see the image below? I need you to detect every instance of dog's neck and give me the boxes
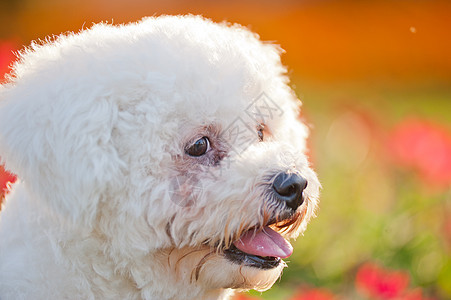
[59,227,237,299]
[0,183,235,299]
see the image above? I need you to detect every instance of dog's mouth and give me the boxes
[223,226,292,269]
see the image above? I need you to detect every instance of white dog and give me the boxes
[0,15,320,299]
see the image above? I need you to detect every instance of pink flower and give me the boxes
[389,119,451,190]
[355,262,410,299]
[0,165,16,201]
[0,40,17,82]
[0,40,19,202]
[0,166,17,204]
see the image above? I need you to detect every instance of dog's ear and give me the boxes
[0,80,124,225]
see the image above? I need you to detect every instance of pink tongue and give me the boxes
[233,226,293,258]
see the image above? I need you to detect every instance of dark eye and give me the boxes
[186,137,211,157]
[257,124,264,142]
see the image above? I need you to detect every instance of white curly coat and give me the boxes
[0,15,320,299]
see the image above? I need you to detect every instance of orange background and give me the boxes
[1,0,450,83]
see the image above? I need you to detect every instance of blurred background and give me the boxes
[1,0,450,299]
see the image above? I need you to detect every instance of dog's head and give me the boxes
[0,15,319,295]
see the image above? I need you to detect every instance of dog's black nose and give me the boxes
[272,172,307,211]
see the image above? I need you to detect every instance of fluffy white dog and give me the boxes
[0,15,320,299]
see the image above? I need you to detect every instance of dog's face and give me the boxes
[0,16,319,294]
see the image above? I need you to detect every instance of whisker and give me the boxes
[238,265,249,288]
[167,248,175,267]
[192,251,216,282]
[175,248,208,272]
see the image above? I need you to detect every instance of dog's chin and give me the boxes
[196,252,285,292]
[164,245,285,292]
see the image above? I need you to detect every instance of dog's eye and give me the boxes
[186,137,211,157]
[257,124,264,142]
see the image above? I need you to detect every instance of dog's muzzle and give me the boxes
[224,171,308,269]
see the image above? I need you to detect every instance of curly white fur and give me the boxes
[0,15,320,299]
